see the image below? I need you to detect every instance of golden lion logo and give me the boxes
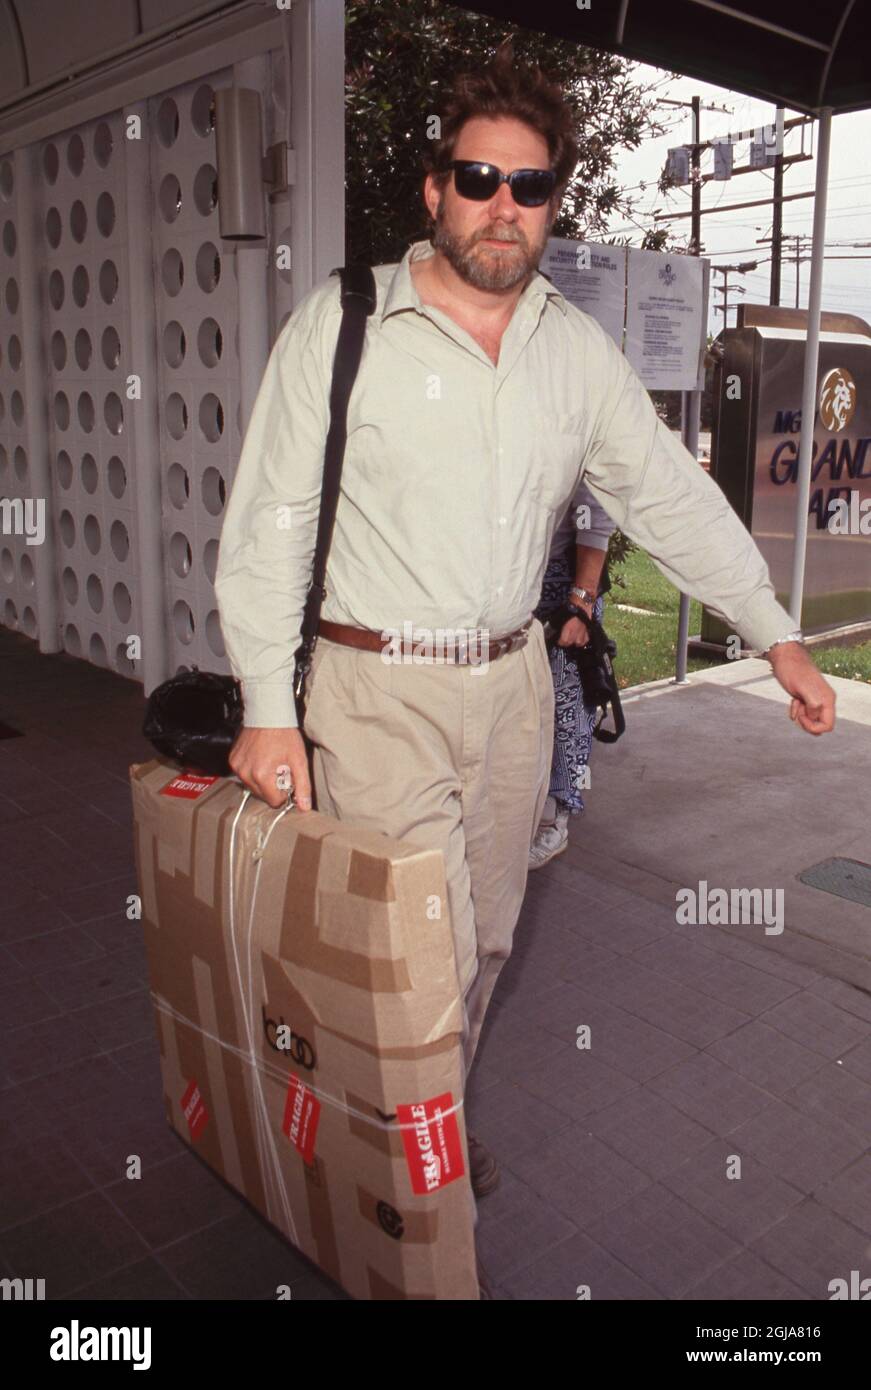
[819,367,857,433]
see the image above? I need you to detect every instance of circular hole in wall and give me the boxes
[195,241,220,292]
[158,173,182,222]
[70,199,87,242]
[157,97,180,148]
[81,453,98,493]
[193,164,218,216]
[173,599,195,645]
[167,463,190,508]
[201,466,226,515]
[103,392,123,435]
[198,393,223,443]
[113,581,132,622]
[197,317,222,366]
[74,327,92,370]
[101,325,121,369]
[83,514,101,555]
[64,623,81,655]
[109,519,129,562]
[163,321,186,368]
[99,258,118,304]
[107,455,126,498]
[96,191,115,237]
[62,567,78,604]
[169,531,192,577]
[72,264,89,306]
[161,247,184,296]
[86,573,103,612]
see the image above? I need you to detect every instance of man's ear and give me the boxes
[423,172,441,222]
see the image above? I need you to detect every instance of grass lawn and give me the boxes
[604,547,871,690]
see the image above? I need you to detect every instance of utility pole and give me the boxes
[713,261,757,327]
[770,104,784,305]
[690,95,701,256]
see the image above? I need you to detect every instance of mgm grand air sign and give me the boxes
[705,305,871,641]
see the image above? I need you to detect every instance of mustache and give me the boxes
[473,228,527,250]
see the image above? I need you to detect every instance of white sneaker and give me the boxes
[528,805,570,870]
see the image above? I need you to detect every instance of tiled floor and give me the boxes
[2,626,870,1300]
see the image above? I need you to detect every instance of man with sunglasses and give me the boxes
[216,46,835,1293]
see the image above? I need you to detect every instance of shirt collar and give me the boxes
[380,238,568,322]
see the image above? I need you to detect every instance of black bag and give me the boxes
[142,264,378,777]
[541,602,626,743]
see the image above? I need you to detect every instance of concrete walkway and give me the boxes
[1,631,869,1300]
[472,659,871,1298]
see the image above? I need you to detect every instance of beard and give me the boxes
[431,196,550,291]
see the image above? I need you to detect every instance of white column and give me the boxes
[17,144,61,653]
[233,54,272,432]
[289,0,345,303]
[788,107,833,625]
[125,98,169,694]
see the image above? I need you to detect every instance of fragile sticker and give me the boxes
[181,1079,208,1142]
[160,771,220,800]
[397,1092,465,1195]
[282,1075,320,1164]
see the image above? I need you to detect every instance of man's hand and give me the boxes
[767,642,836,735]
[558,603,594,648]
[228,727,313,810]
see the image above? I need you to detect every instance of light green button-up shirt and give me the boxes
[215,239,795,728]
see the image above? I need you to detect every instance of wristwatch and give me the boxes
[767,630,804,651]
[569,586,595,606]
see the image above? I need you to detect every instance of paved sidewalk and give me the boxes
[1,630,869,1300]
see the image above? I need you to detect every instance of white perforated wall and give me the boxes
[38,116,139,673]
[149,74,242,678]
[0,152,38,640]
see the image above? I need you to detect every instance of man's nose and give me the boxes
[488,180,518,219]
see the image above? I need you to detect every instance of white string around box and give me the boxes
[152,789,464,1239]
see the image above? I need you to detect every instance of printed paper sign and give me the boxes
[160,771,220,799]
[282,1075,321,1164]
[396,1092,465,1195]
[181,1079,209,1141]
[542,238,626,347]
[624,247,708,390]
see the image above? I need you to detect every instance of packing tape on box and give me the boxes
[152,786,464,1243]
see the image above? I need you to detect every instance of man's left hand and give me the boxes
[558,608,593,647]
[767,641,836,735]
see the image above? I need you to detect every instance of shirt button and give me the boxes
[497,446,505,456]
[498,516,507,526]
[496,585,503,596]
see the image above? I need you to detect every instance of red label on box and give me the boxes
[397,1092,465,1195]
[181,1079,208,1141]
[282,1075,320,1164]
[161,771,220,800]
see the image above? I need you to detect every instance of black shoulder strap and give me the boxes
[294,265,376,694]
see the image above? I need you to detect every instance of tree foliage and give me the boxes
[344,1,682,584]
[345,0,672,266]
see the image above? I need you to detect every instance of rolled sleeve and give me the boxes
[581,340,796,652]
[572,479,614,552]
[214,284,339,728]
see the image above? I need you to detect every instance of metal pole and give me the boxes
[787,107,833,626]
[795,236,801,308]
[771,104,784,306]
[675,97,702,684]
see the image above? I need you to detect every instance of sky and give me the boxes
[599,64,871,339]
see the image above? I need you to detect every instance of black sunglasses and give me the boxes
[447,160,557,208]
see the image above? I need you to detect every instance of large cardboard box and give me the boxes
[130,758,478,1300]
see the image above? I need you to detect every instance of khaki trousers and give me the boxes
[301,617,555,1086]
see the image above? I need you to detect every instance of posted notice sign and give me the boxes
[624,249,707,391]
[541,239,626,347]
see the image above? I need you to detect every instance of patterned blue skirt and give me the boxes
[532,547,605,815]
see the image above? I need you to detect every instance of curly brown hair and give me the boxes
[424,40,579,204]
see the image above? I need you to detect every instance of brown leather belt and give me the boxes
[317,618,533,663]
